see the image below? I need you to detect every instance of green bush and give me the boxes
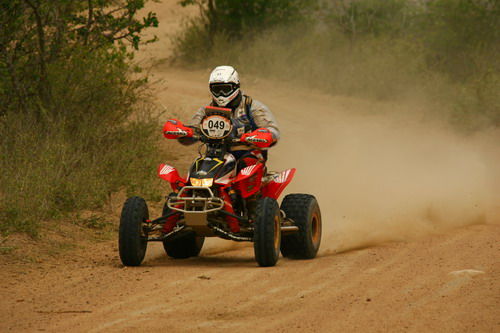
[0,0,161,235]
[327,0,412,38]
[420,0,499,81]
[173,0,312,63]
[0,106,160,235]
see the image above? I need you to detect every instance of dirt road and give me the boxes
[1,222,498,332]
[1,1,499,332]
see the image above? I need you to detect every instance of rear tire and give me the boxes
[119,196,149,266]
[163,233,204,259]
[280,194,322,259]
[254,197,281,267]
[162,200,204,259]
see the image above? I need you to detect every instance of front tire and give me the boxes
[280,194,322,259]
[119,196,149,266]
[162,200,204,259]
[254,197,281,267]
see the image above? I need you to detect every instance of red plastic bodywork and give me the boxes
[158,161,296,233]
[233,163,265,198]
[261,168,296,199]
[157,164,186,191]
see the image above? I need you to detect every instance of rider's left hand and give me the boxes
[241,128,274,148]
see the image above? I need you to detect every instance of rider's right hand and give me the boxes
[240,128,274,148]
[163,119,194,139]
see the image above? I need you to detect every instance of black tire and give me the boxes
[253,197,281,267]
[119,196,149,266]
[161,199,204,259]
[280,194,322,259]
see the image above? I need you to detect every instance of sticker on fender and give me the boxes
[160,165,174,175]
[274,169,291,183]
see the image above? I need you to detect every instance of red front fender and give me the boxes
[261,168,296,200]
[233,163,265,198]
[157,164,186,191]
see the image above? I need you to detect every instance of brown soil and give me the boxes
[1,222,498,332]
[1,1,499,332]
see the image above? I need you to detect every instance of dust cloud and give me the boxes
[154,68,500,255]
[266,90,500,253]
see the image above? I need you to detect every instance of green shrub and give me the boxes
[0,83,161,235]
[327,0,412,38]
[172,0,313,63]
[0,1,161,235]
[420,0,499,81]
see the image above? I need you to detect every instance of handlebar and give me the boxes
[167,120,270,149]
[189,133,253,147]
[180,124,265,149]
[231,138,245,144]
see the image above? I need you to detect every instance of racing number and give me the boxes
[208,120,225,130]
[202,115,231,138]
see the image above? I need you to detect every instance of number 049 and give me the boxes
[208,120,225,129]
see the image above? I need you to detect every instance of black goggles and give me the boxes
[210,83,239,97]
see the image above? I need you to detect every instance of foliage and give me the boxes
[179,0,310,38]
[418,0,499,80]
[421,0,499,128]
[173,0,500,130]
[173,0,312,62]
[0,0,160,235]
[327,0,412,39]
[0,0,158,117]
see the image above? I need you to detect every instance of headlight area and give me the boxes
[190,178,214,187]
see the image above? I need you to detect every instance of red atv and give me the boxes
[119,106,322,267]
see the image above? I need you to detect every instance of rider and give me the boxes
[164,65,280,163]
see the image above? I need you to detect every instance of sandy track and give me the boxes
[1,223,498,332]
[1,1,499,332]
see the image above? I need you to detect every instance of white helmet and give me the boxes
[209,65,240,107]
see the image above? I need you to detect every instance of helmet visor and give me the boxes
[210,83,238,97]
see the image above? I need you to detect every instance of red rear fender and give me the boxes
[261,168,296,200]
[157,164,186,191]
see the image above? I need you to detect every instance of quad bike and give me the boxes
[118,106,322,267]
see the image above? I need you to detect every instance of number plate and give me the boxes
[201,115,232,139]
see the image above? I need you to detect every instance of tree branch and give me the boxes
[24,0,51,106]
[84,0,94,45]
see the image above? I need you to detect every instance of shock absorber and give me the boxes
[221,186,240,233]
